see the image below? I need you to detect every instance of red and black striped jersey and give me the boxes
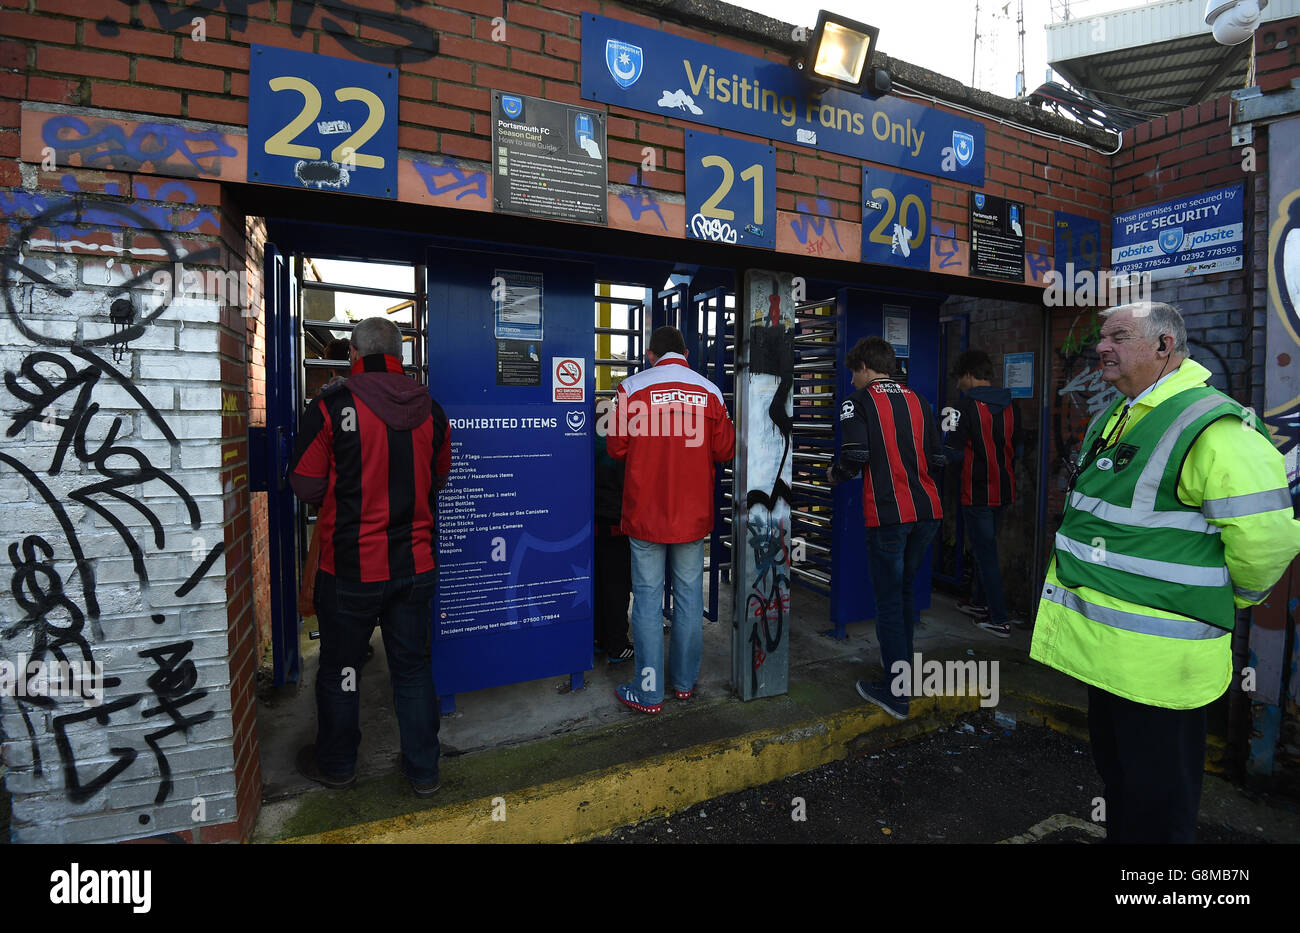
[946,394,1019,507]
[831,378,944,527]
[290,354,451,582]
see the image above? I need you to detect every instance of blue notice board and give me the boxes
[861,167,931,270]
[248,44,398,199]
[1054,211,1101,277]
[1112,184,1244,281]
[685,132,775,249]
[426,251,593,702]
[582,14,985,186]
[1004,351,1034,399]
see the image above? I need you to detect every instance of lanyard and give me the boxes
[1067,404,1130,494]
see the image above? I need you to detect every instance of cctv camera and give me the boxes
[1204,0,1269,46]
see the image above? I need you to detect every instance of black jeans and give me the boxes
[1088,685,1207,843]
[593,524,632,653]
[314,569,440,783]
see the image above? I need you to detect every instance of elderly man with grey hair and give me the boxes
[290,315,452,797]
[1031,300,1300,842]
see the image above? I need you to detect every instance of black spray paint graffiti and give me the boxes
[1,196,224,808]
[742,281,794,692]
[98,0,438,65]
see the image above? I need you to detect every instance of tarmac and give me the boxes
[251,581,1248,844]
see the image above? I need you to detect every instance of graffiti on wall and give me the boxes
[737,273,794,698]
[96,0,437,65]
[1,195,228,821]
[1265,126,1300,507]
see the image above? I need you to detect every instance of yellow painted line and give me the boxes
[998,813,1105,844]
[279,693,981,844]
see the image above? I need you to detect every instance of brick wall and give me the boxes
[0,163,240,841]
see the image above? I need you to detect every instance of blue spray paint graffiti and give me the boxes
[934,221,961,269]
[788,198,842,251]
[614,169,666,230]
[412,160,487,202]
[41,115,237,177]
[0,176,217,239]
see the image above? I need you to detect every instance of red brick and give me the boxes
[0,11,76,44]
[606,115,637,139]
[37,47,130,81]
[0,73,25,101]
[497,24,541,52]
[27,76,79,105]
[440,34,508,66]
[638,123,682,148]
[597,7,658,31]
[541,80,582,104]
[242,22,315,53]
[510,48,573,80]
[405,55,474,83]
[83,24,177,58]
[0,162,19,187]
[440,0,506,15]
[400,74,435,100]
[473,66,541,96]
[818,179,857,203]
[780,172,815,194]
[544,34,580,61]
[137,59,226,94]
[398,125,440,151]
[403,100,473,132]
[794,156,837,179]
[199,821,244,844]
[230,71,248,97]
[510,1,577,36]
[776,191,795,211]
[183,40,250,71]
[440,132,490,161]
[92,82,181,115]
[406,5,474,35]
[436,82,490,111]
[187,95,247,125]
[0,41,27,71]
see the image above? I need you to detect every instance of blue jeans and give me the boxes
[962,505,1008,624]
[863,519,940,697]
[314,569,440,782]
[628,537,705,703]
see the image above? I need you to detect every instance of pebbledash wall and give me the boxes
[0,0,1294,841]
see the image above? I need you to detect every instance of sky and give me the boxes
[731,0,1173,101]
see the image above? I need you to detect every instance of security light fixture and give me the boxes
[800,10,883,95]
[1204,0,1269,45]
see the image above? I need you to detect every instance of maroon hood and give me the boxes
[346,355,431,430]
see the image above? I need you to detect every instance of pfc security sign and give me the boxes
[249,44,397,198]
[685,132,775,249]
[1112,184,1243,281]
[582,14,985,186]
[493,92,607,225]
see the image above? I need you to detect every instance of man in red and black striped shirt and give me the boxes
[828,337,943,719]
[289,317,451,796]
[941,349,1022,639]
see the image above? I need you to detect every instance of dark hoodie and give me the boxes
[345,354,433,431]
[942,384,1022,508]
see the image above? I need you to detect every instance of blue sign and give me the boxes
[685,132,775,249]
[861,167,930,269]
[248,44,398,199]
[1054,211,1101,276]
[1112,184,1244,281]
[1004,351,1034,399]
[435,404,591,641]
[581,14,985,186]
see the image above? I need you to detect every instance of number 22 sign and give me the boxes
[685,132,775,250]
[249,44,397,199]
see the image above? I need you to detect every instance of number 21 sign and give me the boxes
[685,132,775,250]
[249,44,397,199]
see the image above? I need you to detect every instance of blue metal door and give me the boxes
[264,244,302,686]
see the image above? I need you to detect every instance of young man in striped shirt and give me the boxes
[289,317,451,796]
[828,337,944,719]
[942,349,1022,638]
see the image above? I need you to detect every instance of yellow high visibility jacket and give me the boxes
[1031,359,1300,709]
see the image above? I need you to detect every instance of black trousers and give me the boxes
[593,524,632,653]
[1087,685,1208,844]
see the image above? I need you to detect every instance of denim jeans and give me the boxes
[314,569,440,782]
[627,537,706,703]
[863,519,940,698]
[962,505,1008,624]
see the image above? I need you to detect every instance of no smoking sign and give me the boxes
[552,357,585,402]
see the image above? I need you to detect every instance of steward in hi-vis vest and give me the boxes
[1032,300,1300,845]
[1031,357,1300,709]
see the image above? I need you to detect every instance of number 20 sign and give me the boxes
[861,167,930,271]
[249,44,398,199]
[685,132,775,250]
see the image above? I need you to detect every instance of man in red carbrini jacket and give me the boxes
[606,326,735,714]
[289,317,451,797]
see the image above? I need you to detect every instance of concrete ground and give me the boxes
[251,580,1247,843]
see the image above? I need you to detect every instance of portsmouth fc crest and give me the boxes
[952,130,974,167]
[605,39,643,89]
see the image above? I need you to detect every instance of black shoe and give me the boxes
[956,599,988,617]
[398,758,441,797]
[856,680,909,720]
[296,744,356,789]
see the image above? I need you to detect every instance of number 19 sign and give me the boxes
[249,44,398,199]
[685,132,775,250]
